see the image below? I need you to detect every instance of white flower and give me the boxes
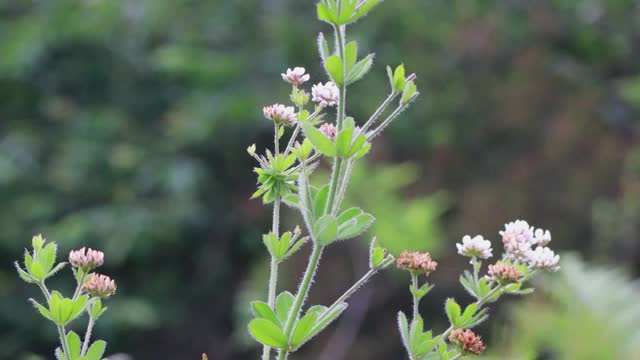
[532,228,551,246]
[456,235,493,259]
[263,103,297,126]
[526,246,560,272]
[311,82,339,107]
[499,220,535,261]
[281,67,310,86]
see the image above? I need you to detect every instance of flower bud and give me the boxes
[32,234,45,251]
[396,251,438,276]
[69,247,104,272]
[487,262,520,285]
[319,123,337,140]
[83,274,116,298]
[449,328,486,355]
[263,104,297,126]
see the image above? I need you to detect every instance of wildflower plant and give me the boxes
[396,220,560,360]
[14,234,116,360]
[247,1,417,359]
[247,2,559,360]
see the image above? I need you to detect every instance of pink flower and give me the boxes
[396,251,438,276]
[281,67,310,86]
[263,104,297,126]
[83,274,117,298]
[319,123,337,139]
[68,247,104,271]
[311,82,339,107]
[526,246,560,272]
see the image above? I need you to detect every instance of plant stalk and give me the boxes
[80,316,95,356]
[411,274,420,322]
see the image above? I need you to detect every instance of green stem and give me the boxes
[359,92,397,133]
[411,274,419,322]
[72,273,86,301]
[449,353,463,360]
[332,159,354,215]
[57,325,72,360]
[279,244,324,360]
[274,123,280,154]
[37,282,52,303]
[324,157,343,215]
[283,124,301,158]
[262,198,282,360]
[366,100,413,139]
[80,316,95,356]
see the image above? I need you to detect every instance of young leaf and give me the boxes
[306,303,348,340]
[324,55,343,85]
[275,291,295,324]
[460,303,478,324]
[337,0,358,24]
[401,80,417,105]
[344,41,358,71]
[346,54,374,85]
[84,340,107,360]
[29,298,54,322]
[397,311,410,351]
[66,331,82,359]
[353,0,384,21]
[317,33,330,62]
[392,64,406,92]
[313,215,338,245]
[317,2,337,24]
[445,298,461,326]
[335,127,354,157]
[15,262,36,283]
[369,238,386,268]
[248,319,288,349]
[336,213,375,240]
[337,207,363,224]
[251,301,280,326]
[303,123,337,157]
[313,185,330,219]
[290,312,319,349]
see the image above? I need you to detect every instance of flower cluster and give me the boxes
[396,251,438,276]
[487,262,520,284]
[281,67,310,86]
[83,273,117,298]
[263,103,297,126]
[319,122,337,139]
[449,328,486,355]
[500,219,559,271]
[311,81,339,107]
[69,247,104,272]
[456,235,492,259]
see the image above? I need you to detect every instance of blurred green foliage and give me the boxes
[1,0,639,359]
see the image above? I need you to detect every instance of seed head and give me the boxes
[449,328,486,355]
[83,273,116,298]
[311,82,339,107]
[396,251,438,276]
[281,67,310,86]
[69,247,104,272]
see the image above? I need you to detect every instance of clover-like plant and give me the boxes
[15,234,117,360]
[247,1,418,359]
[396,220,560,359]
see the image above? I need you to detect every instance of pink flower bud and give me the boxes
[396,251,438,276]
[83,273,116,298]
[263,103,297,126]
[68,247,104,271]
[449,329,486,355]
[487,262,520,284]
[319,123,337,140]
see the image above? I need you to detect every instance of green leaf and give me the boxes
[70,295,88,321]
[275,291,295,324]
[39,242,57,273]
[66,331,81,359]
[401,80,417,105]
[344,41,358,71]
[276,232,292,259]
[29,298,54,322]
[336,213,375,240]
[313,215,338,245]
[337,0,358,24]
[291,312,319,349]
[283,236,308,260]
[15,262,36,283]
[346,134,367,157]
[303,123,336,157]
[335,127,354,157]
[354,142,371,159]
[324,55,343,85]
[353,0,384,21]
[313,185,330,219]
[282,193,301,208]
[397,311,410,350]
[338,207,363,224]
[460,303,477,323]
[392,64,406,92]
[317,2,336,24]
[252,301,280,326]
[317,32,330,62]
[263,232,279,257]
[55,348,65,360]
[346,54,374,85]
[445,298,461,326]
[29,262,45,281]
[369,238,386,268]
[248,319,288,349]
[84,340,106,360]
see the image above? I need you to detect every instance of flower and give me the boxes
[532,228,552,246]
[487,262,520,284]
[69,247,104,271]
[456,235,492,259]
[449,329,486,355]
[281,67,310,86]
[396,251,438,276]
[319,123,337,139]
[263,104,297,126]
[83,274,116,298]
[500,220,535,261]
[526,246,560,272]
[311,82,339,107]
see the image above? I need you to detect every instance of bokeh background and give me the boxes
[1,0,640,359]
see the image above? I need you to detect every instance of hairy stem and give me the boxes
[325,157,344,215]
[279,244,324,360]
[72,273,86,301]
[411,274,419,322]
[332,159,354,215]
[359,92,397,133]
[80,316,95,356]
[57,325,72,360]
[283,124,301,158]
